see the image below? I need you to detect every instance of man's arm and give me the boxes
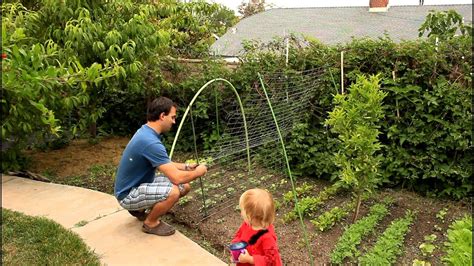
[158,162,207,184]
[172,162,186,171]
[172,162,198,171]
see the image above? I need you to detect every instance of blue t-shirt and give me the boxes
[114,124,171,200]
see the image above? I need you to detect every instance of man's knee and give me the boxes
[168,185,180,202]
[180,183,191,197]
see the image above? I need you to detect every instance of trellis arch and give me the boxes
[168,72,319,265]
[169,78,251,172]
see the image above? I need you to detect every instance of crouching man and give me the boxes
[114,97,207,236]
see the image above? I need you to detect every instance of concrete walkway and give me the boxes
[2,175,226,266]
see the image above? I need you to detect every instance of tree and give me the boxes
[160,0,238,57]
[1,2,123,170]
[1,0,174,170]
[1,0,238,171]
[419,10,472,40]
[325,75,387,222]
[238,0,266,18]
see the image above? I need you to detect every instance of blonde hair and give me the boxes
[239,188,275,228]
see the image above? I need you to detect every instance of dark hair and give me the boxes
[147,97,177,122]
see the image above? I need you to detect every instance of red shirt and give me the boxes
[232,222,283,266]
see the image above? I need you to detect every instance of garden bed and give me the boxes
[26,137,472,265]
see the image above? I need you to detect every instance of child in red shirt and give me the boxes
[231,188,283,266]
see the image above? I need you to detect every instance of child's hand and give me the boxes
[238,249,254,264]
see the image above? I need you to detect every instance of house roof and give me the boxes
[210,4,472,57]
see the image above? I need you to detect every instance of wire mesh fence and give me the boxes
[172,67,326,224]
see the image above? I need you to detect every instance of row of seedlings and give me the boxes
[283,182,341,222]
[310,193,373,232]
[412,207,448,264]
[329,198,393,264]
[358,210,415,265]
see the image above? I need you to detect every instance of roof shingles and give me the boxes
[211,5,472,57]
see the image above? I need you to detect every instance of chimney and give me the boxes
[369,0,389,12]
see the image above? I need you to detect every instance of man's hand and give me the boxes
[186,163,199,170]
[195,164,208,176]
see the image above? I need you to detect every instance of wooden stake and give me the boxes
[341,51,344,94]
[392,70,400,119]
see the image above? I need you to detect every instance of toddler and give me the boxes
[231,188,282,266]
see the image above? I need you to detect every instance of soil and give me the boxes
[25,137,472,265]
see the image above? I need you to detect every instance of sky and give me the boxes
[208,0,472,14]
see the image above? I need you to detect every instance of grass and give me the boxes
[2,209,101,265]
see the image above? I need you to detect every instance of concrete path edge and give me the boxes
[2,175,226,266]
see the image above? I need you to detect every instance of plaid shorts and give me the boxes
[119,175,185,211]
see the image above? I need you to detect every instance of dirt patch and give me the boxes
[24,137,472,265]
[26,137,129,178]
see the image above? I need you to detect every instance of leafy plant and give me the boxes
[311,198,358,232]
[178,195,192,206]
[200,198,217,210]
[186,156,215,167]
[282,182,314,204]
[311,206,349,232]
[412,259,431,266]
[419,234,437,257]
[1,0,238,171]
[1,2,123,170]
[436,207,448,222]
[442,215,472,266]
[161,0,237,57]
[287,122,339,179]
[285,11,472,199]
[238,0,267,18]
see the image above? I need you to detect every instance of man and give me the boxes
[114,97,207,236]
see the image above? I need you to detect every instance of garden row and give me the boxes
[171,162,471,265]
[280,182,472,265]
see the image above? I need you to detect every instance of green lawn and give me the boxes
[2,208,101,265]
